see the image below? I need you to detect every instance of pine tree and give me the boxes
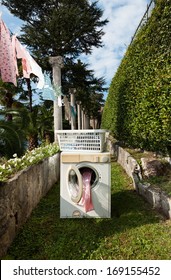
[62,59,106,115]
[2,0,108,62]
[2,0,108,128]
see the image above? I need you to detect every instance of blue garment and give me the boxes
[41,72,56,101]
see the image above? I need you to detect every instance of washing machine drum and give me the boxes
[67,166,98,203]
[68,167,83,203]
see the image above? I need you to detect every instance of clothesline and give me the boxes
[0,18,44,89]
[0,17,63,106]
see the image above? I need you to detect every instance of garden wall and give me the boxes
[106,137,142,188]
[0,153,60,258]
[107,137,171,220]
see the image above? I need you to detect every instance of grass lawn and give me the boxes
[3,161,171,260]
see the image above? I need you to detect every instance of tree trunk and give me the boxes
[28,135,38,151]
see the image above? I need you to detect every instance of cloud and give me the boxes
[83,0,152,93]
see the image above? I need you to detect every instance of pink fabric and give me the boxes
[0,23,44,88]
[0,20,17,86]
[13,35,32,78]
[13,35,44,88]
[11,35,19,76]
[79,169,94,213]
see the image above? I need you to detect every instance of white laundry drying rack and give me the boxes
[55,129,107,152]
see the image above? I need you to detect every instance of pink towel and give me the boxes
[13,35,44,88]
[13,35,32,79]
[0,20,17,86]
[79,169,94,213]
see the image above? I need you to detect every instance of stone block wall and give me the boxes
[0,153,60,258]
[106,137,142,188]
[106,136,171,219]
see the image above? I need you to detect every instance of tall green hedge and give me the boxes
[102,0,171,154]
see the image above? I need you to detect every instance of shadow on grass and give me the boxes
[4,181,160,260]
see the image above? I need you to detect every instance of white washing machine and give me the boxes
[60,151,111,218]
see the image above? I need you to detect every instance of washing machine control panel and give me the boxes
[61,152,111,163]
[100,156,110,163]
[80,153,111,163]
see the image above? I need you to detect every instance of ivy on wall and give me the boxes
[102,0,171,154]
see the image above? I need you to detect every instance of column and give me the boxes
[69,88,77,130]
[77,101,82,130]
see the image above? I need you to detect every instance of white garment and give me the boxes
[27,54,44,89]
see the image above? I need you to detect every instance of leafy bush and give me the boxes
[102,0,171,154]
[0,143,59,182]
[0,120,26,158]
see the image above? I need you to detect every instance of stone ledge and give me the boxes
[106,136,171,219]
[0,153,60,258]
[137,182,171,219]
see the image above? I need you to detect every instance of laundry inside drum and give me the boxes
[79,167,98,188]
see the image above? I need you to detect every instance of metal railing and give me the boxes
[130,0,156,45]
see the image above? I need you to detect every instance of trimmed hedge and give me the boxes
[102,0,171,154]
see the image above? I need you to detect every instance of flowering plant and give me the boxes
[0,143,59,182]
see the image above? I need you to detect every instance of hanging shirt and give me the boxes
[12,35,31,78]
[11,35,19,77]
[63,95,71,121]
[27,53,44,89]
[42,72,56,101]
[13,35,44,89]
[0,20,17,86]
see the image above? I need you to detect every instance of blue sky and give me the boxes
[81,0,152,91]
[0,0,152,98]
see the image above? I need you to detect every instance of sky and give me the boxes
[0,0,152,99]
[82,0,152,92]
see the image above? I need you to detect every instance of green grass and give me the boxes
[143,178,171,197]
[3,161,171,260]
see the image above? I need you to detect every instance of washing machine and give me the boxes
[60,151,111,218]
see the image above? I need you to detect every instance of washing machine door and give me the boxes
[67,166,83,203]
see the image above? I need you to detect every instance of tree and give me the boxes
[0,115,26,158]
[2,0,107,129]
[2,0,108,63]
[0,79,24,121]
[62,59,106,114]
[38,105,54,144]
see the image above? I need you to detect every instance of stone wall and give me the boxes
[106,137,142,188]
[136,182,171,219]
[0,153,60,258]
[106,136,171,219]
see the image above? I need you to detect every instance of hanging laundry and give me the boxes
[53,84,63,107]
[11,35,19,77]
[27,53,44,89]
[63,95,71,121]
[70,104,77,118]
[41,72,56,101]
[13,35,44,89]
[0,20,17,86]
[12,35,31,78]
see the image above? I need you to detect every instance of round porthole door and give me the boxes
[67,165,83,203]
